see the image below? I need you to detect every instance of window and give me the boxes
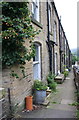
[32,0,39,22]
[33,43,41,80]
[54,21,57,43]
[48,5,51,32]
[33,44,39,62]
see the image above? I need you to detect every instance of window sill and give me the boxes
[33,61,39,65]
[49,40,58,46]
[31,17,43,29]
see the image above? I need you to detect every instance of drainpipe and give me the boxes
[59,20,61,73]
[47,1,52,72]
[53,44,55,74]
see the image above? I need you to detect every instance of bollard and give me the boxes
[26,96,33,111]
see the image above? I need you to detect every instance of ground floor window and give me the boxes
[33,43,41,80]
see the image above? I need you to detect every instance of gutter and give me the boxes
[59,20,62,73]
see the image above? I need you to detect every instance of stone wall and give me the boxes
[2,60,33,116]
[31,2,50,82]
[53,9,60,74]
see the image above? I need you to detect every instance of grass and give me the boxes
[69,102,79,106]
[51,101,57,104]
[76,110,79,120]
[75,91,79,97]
[51,101,61,104]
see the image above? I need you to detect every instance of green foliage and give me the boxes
[2,2,39,68]
[47,73,55,84]
[76,110,79,119]
[10,70,19,79]
[63,70,69,78]
[33,80,47,91]
[49,82,57,91]
[72,54,79,65]
[69,102,79,106]
[47,73,57,91]
[62,65,69,78]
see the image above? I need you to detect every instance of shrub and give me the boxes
[33,80,47,91]
[77,110,79,119]
[47,73,57,91]
[49,82,57,91]
[47,73,55,84]
[63,70,69,78]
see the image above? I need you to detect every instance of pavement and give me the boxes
[15,70,77,119]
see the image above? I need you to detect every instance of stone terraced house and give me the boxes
[1,0,72,118]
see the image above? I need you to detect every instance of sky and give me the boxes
[54,0,78,50]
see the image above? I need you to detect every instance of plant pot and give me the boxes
[26,96,33,111]
[34,90,46,104]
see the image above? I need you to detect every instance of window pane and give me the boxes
[54,22,57,42]
[33,45,39,61]
[49,6,51,31]
[32,0,39,21]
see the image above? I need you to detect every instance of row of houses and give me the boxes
[2,0,72,116]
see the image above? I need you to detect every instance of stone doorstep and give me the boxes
[55,74,64,84]
[46,89,52,96]
[55,74,64,79]
[42,99,50,106]
[42,93,51,106]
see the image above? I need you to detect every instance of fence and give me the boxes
[73,66,79,102]
[0,88,11,119]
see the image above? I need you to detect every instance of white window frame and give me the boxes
[32,0,39,22]
[48,5,51,32]
[54,21,57,43]
[33,43,41,80]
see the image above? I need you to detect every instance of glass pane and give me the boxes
[54,22,57,42]
[33,63,39,80]
[33,45,39,61]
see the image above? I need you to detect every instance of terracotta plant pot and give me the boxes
[26,96,33,111]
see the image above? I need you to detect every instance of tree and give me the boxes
[2,2,39,68]
[72,54,79,65]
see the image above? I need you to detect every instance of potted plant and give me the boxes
[32,80,47,104]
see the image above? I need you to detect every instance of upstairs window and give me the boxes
[32,0,39,22]
[48,5,51,32]
[54,21,57,43]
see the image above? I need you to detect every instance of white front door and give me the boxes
[33,44,41,80]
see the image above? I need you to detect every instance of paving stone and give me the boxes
[15,70,77,118]
[61,99,74,104]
